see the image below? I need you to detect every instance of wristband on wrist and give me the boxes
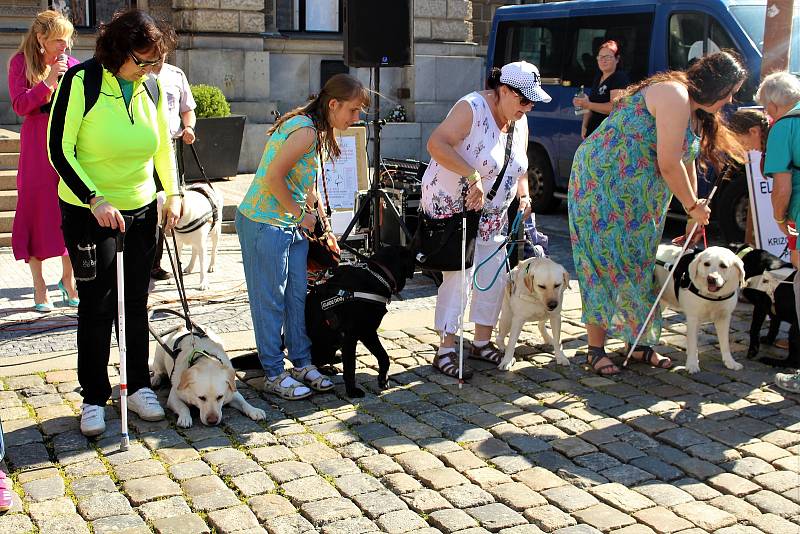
[464,170,480,184]
[775,214,788,224]
[519,195,531,203]
[683,199,701,214]
[294,204,306,223]
[89,197,107,214]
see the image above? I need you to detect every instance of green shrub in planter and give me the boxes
[191,84,231,118]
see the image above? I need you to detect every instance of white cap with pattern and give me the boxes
[500,61,552,103]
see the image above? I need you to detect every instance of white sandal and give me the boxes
[289,365,334,392]
[263,371,313,400]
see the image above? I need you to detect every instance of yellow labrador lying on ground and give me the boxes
[151,325,266,427]
[655,245,745,374]
[496,257,570,371]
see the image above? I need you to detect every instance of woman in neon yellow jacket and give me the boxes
[48,9,181,437]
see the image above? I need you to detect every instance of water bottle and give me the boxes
[574,85,588,115]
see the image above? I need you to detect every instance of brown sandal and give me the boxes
[587,347,620,376]
[433,351,474,379]
[467,341,504,364]
[623,345,672,369]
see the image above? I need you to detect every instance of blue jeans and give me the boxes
[236,211,311,377]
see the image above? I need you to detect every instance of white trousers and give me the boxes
[434,240,508,336]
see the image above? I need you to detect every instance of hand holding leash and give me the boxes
[163,195,182,232]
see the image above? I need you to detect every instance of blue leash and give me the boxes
[473,210,524,292]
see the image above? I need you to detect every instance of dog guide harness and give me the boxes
[656,250,737,302]
[319,263,393,311]
[736,246,796,306]
[174,183,219,234]
[148,314,223,382]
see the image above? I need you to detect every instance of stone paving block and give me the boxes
[672,501,737,530]
[514,467,568,492]
[745,489,800,517]
[573,452,621,472]
[673,477,723,501]
[123,475,182,505]
[335,473,385,497]
[22,475,65,502]
[102,443,151,466]
[293,441,342,463]
[630,456,684,481]
[467,502,527,530]
[674,456,725,480]
[190,488,242,512]
[91,514,148,534]
[264,460,316,483]
[551,437,598,458]
[418,466,471,489]
[231,470,275,496]
[492,454,537,475]
[169,459,214,481]
[600,464,654,486]
[428,508,479,532]
[468,438,515,459]
[707,472,761,496]
[572,503,635,531]
[749,512,799,534]
[206,504,260,533]
[382,472,424,494]
[69,475,116,498]
[489,481,548,511]
[113,458,166,481]
[152,513,211,534]
[441,449,486,472]
[265,512,316,533]
[523,504,577,532]
[35,512,90,534]
[394,450,445,475]
[633,507,694,533]
[439,483,494,508]
[358,454,402,477]
[352,489,408,519]
[181,475,227,497]
[753,470,800,493]
[686,441,741,464]
[137,496,192,522]
[465,466,513,488]
[156,445,201,465]
[372,435,419,456]
[402,488,453,514]
[555,465,608,489]
[724,457,776,478]
[541,484,600,512]
[498,525,546,534]
[657,428,710,449]
[773,455,800,473]
[607,526,655,534]
[739,441,792,462]
[282,475,341,504]
[5,442,51,471]
[248,494,297,522]
[760,429,800,448]
[709,495,762,522]
[632,482,694,507]
[0,513,34,533]
[320,516,380,534]
[588,483,656,513]
[77,492,133,521]
[600,441,647,462]
[374,509,428,533]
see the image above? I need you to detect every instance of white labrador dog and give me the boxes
[496,257,570,371]
[151,325,266,427]
[172,184,223,291]
[655,245,745,374]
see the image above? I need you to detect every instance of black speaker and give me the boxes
[344,0,413,68]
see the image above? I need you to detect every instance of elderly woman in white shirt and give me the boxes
[420,61,550,378]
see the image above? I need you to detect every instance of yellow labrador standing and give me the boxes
[496,257,570,370]
[151,325,266,427]
[655,245,745,374]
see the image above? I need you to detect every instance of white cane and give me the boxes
[623,164,732,367]
[116,216,133,452]
[458,208,467,388]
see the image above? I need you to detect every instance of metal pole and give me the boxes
[371,66,382,252]
[116,226,130,452]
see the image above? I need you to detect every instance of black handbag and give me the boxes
[413,123,515,272]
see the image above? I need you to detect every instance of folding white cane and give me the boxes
[116,216,133,452]
[458,208,467,388]
[623,164,732,368]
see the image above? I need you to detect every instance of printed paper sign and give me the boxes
[745,150,790,261]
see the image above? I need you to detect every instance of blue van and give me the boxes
[487,0,799,241]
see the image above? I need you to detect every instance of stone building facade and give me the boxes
[1,0,521,171]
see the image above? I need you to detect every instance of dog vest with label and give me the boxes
[656,250,736,302]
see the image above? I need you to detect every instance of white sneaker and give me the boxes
[127,387,165,421]
[80,404,106,437]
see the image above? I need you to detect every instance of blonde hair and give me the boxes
[15,10,74,86]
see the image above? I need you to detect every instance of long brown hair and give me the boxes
[727,108,769,153]
[623,51,747,171]
[14,10,74,86]
[269,73,369,159]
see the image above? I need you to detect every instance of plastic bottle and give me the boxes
[574,85,588,115]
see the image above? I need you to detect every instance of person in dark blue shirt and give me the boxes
[573,40,630,139]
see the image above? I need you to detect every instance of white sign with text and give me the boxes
[745,150,790,260]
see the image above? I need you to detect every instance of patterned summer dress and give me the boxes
[568,91,700,345]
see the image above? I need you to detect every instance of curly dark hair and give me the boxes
[95,8,167,74]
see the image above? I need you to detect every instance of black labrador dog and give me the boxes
[729,243,799,367]
[305,245,416,397]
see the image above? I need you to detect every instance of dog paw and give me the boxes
[207,266,215,273]
[150,376,163,388]
[554,354,570,366]
[686,363,701,374]
[346,387,365,398]
[497,357,515,371]
[182,266,192,274]
[198,281,209,291]
[724,359,744,371]
[378,376,389,390]
[176,414,193,428]
[247,408,267,421]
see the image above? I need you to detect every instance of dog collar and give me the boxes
[657,251,736,302]
[686,282,737,301]
[187,348,224,368]
[736,246,754,260]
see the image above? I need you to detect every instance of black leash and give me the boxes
[188,143,213,188]
[162,223,194,333]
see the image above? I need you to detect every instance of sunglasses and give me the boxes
[129,51,161,68]
[597,54,616,61]
[509,87,533,106]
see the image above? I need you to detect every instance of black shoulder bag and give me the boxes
[413,123,515,272]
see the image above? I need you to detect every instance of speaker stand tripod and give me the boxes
[339,66,412,256]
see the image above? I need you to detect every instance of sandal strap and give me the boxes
[265,371,311,400]
[434,352,472,379]
[289,366,333,391]
[469,341,503,364]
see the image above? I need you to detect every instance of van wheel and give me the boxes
[528,148,560,213]
[716,175,747,243]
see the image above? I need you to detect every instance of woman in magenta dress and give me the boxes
[8,10,80,312]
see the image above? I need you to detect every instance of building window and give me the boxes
[51,0,133,28]
[277,0,341,32]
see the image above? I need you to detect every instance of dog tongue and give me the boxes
[708,284,720,292]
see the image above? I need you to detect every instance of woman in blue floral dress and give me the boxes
[568,52,747,375]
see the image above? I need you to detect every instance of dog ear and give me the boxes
[732,255,746,287]
[562,268,570,288]
[227,368,237,393]
[688,254,701,285]
[524,273,534,293]
[177,368,195,391]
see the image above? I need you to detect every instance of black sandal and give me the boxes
[587,347,620,376]
[623,344,672,369]
[467,341,504,365]
[434,351,474,379]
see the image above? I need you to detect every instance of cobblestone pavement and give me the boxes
[3,215,800,533]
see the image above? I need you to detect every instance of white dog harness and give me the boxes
[174,183,219,234]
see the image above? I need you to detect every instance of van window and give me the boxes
[563,14,654,87]
[494,19,566,80]
[668,13,736,70]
